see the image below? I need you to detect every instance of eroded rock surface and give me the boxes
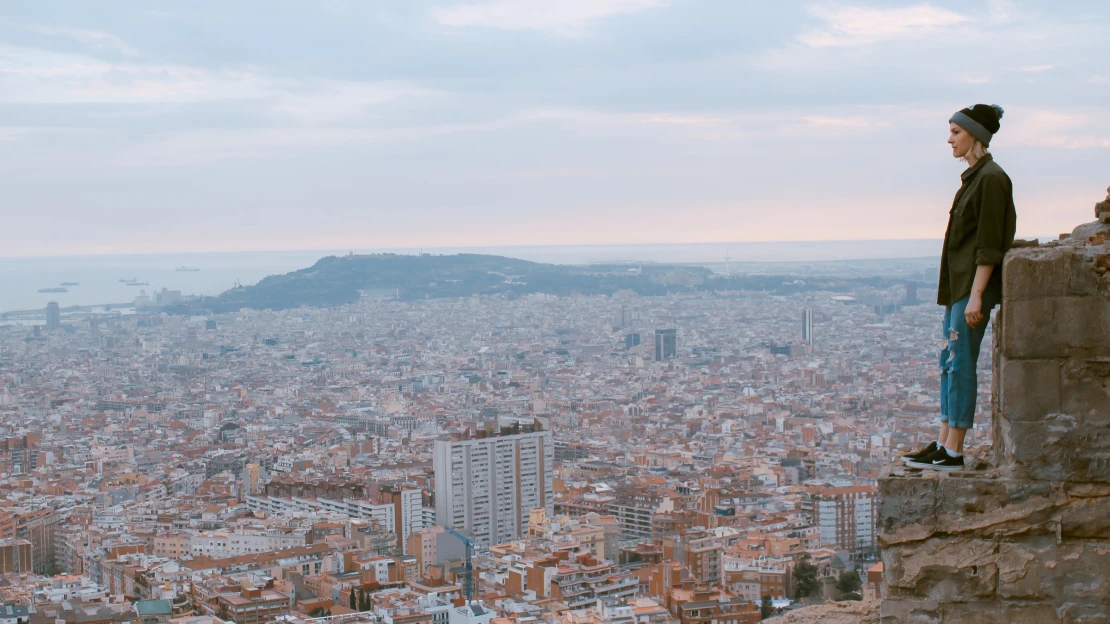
[765,601,878,624]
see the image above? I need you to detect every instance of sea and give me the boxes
[0,240,947,315]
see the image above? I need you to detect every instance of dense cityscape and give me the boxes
[4,0,1107,620]
[0,271,981,624]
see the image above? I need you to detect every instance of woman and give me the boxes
[903,104,1016,471]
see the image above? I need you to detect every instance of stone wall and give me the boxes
[878,216,1110,623]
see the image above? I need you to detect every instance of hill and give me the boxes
[169,253,893,314]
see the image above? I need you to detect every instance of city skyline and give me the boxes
[2,1,1107,256]
[0,2,1107,621]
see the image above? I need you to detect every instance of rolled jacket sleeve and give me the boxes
[974,174,1010,266]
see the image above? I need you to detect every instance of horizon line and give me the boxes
[0,236,965,261]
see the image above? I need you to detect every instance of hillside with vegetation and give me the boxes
[170,253,894,313]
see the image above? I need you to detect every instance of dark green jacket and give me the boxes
[937,154,1017,306]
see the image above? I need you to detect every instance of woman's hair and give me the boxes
[961,137,989,164]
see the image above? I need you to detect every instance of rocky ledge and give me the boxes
[765,601,878,624]
[877,212,1110,623]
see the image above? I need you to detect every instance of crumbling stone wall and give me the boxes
[878,214,1110,623]
[1095,186,1110,223]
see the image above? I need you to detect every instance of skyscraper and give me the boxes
[802,309,813,346]
[616,305,634,329]
[904,281,918,305]
[654,329,677,361]
[433,418,554,548]
[45,302,60,332]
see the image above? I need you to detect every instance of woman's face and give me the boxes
[948,122,974,159]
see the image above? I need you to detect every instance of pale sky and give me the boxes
[1,1,1107,256]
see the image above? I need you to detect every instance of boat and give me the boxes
[175,266,200,272]
[38,287,68,293]
[60,282,80,286]
[120,277,136,282]
[126,281,150,286]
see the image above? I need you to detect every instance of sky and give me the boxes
[0,0,1107,257]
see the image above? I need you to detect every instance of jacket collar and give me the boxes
[960,152,994,182]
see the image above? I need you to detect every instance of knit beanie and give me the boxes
[950,104,1004,147]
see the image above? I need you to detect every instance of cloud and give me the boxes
[0,127,32,141]
[798,3,968,47]
[0,44,270,104]
[270,80,443,122]
[1004,109,1110,149]
[508,107,897,141]
[429,0,666,35]
[800,116,877,128]
[1016,64,1053,72]
[26,25,139,56]
[0,45,437,124]
[986,0,1016,24]
[639,114,731,127]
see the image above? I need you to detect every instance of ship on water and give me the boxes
[120,277,136,282]
[176,266,200,272]
[126,281,150,286]
[38,287,68,293]
[60,282,80,286]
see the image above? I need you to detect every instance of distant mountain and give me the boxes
[169,253,896,314]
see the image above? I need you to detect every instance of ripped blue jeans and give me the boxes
[939,292,999,430]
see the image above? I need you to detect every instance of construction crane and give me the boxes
[444,526,474,604]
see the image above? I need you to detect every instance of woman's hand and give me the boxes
[965,292,985,329]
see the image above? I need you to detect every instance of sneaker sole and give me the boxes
[906,459,964,471]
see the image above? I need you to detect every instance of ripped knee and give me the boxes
[942,330,958,364]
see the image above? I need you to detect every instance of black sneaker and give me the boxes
[901,441,939,463]
[925,452,965,472]
[905,446,947,470]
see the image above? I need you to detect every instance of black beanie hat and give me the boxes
[950,104,1004,147]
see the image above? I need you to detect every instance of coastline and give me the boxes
[0,242,959,314]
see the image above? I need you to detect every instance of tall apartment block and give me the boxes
[243,463,261,497]
[814,485,877,562]
[433,418,554,549]
[801,309,813,346]
[663,530,722,586]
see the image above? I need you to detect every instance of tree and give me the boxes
[760,595,773,620]
[350,591,357,610]
[793,558,819,599]
[836,570,862,597]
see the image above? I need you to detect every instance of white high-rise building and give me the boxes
[433,418,554,549]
